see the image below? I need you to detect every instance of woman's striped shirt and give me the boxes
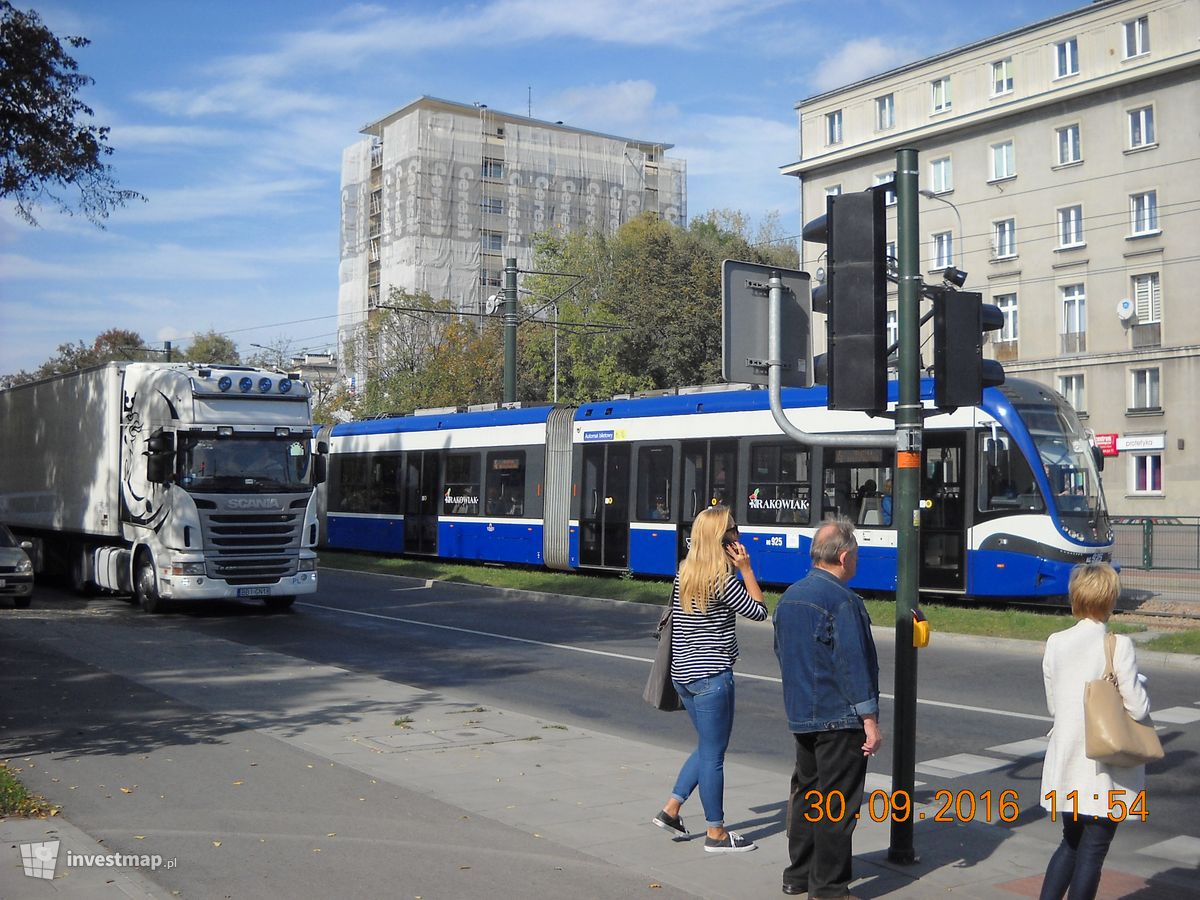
[669,571,767,682]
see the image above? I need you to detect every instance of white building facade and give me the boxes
[338,96,686,389]
[784,0,1200,517]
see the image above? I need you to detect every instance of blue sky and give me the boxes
[0,0,1083,375]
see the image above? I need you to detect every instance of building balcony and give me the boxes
[1131,323,1161,348]
[992,340,1019,362]
[1060,332,1086,354]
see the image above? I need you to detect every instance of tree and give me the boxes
[1,1,142,226]
[1,327,154,385]
[183,330,240,365]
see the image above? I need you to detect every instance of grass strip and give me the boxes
[0,761,57,818]
[319,551,1188,648]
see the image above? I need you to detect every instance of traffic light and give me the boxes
[802,190,888,412]
[932,290,1005,409]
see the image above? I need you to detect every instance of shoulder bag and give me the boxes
[1083,632,1164,768]
[643,605,684,712]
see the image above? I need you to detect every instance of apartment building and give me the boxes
[783,0,1200,516]
[338,96,686,388]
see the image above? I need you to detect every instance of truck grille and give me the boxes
[198,501,305,585]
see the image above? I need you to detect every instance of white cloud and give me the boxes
[541,81,675,137]
[811,38,917,93]
[113,176,327,225]
[108,123,241,149]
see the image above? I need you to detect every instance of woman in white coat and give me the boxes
[1039,562,1150,900]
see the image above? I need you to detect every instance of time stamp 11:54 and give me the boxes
[798,789,1148,824]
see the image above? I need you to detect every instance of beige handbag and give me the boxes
[1083,633,1164,768]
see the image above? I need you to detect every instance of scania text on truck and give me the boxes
[0,362,326,612]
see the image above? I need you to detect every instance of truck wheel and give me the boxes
[134,553,164,614]
[264,595,296,612]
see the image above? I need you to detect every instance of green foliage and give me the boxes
[1,327,157,386]
[0,761,56,817]
[0,1,142,226]
[183,329,240,365]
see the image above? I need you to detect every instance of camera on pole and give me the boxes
[802,190,889,413]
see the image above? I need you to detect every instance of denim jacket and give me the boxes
[773,568,880,733]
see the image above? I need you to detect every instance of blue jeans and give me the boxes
[1039,815,1119,900]
[671,669,735,828]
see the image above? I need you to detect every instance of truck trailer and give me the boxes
[0,361,325,612]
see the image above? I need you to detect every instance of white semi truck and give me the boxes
[0,361,325,612]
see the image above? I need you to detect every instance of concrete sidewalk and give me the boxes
[4,617,1197,899]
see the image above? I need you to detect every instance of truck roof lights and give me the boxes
[258,377,273,393]
[279,379,293,394]
[238,377,254,393]
[218,376,233,392]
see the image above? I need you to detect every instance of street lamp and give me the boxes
[919,189,964,269]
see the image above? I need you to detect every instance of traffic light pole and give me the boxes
[889,147,922,864]
[503,257,518,403]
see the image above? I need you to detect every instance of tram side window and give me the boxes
[825,448,893,525]
[637,446,673,520]
[747,443,811,525]
[329,454,372,513]
[485,451,526,516]
[978,433,1043,512]
[443,453,481,515]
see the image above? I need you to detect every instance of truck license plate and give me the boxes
[237,587,271,597]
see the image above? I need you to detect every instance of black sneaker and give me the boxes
[652,810,689,839]
[704,831,756,853]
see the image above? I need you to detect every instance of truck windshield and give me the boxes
[177,435,312,493]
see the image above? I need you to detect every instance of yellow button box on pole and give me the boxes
[912,608,931,648]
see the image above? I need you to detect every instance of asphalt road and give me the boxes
[2,567,1197,897]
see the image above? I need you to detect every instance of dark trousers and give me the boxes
[1039,815,1119,900]
[784,728,869,898]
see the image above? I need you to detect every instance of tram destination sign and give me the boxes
[721,259,813,389]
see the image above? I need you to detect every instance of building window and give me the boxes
[1123,15,1150,59]
[1056,124,1082,165]
[1132,272,1161,322]
[1128,106,1155,148]
[931,77,951,113]
[1061,284,1086,353]
[991,58,1014,95]
[932,231,954,269]
[481,197,504,216]
[1055,37,1079,77]
[826,110,843,145]
[996,293,1019,342]
[1058,205,1084,248]
[1130,191,1158,235]
[1131,368,1160,410]
[1130,453,1162,494]
[930,157,952,193]
[876,93,895,130]
[990,140,1015,180]
[481,157,504,179]
[885,240,897,275]
[886,310,898,351]
[480,268,501,288]
[1058,374,1085,413]
[993,219,1016,259]
[874,171,896,206]
[481,230,503,253]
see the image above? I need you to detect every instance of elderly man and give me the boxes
[774,518,882,899]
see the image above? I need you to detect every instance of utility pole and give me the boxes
[503,257,518,403]
[889,147,921,864]
[164,340,172,362]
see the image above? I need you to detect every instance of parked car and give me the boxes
[0,524,34,608]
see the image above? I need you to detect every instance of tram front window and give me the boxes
[1019,399,1110,540]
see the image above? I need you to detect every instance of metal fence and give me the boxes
[1111,516,1200,603]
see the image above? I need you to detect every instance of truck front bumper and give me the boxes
[158,570,317,600]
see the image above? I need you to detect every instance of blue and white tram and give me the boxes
[320,377,1113,600]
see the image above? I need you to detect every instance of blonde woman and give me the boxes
[1039,562,1150,900]
[652,505,767,852]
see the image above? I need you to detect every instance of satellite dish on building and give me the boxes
[1116,298,1135,321]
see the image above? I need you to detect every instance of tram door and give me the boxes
[679,441,738,559]
[919,433,967,592]
[579,444,631,569]
[403,451,439,555]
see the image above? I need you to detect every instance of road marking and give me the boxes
[915,753,1012,778]
[298,602,1053,723]
[1138,836,1200,867]
[1151,706,1200,725]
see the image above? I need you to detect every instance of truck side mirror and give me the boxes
[1092,446,1104,473]
[147,431,176,454]
[146,453,172,484]
[313,454,327,486]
